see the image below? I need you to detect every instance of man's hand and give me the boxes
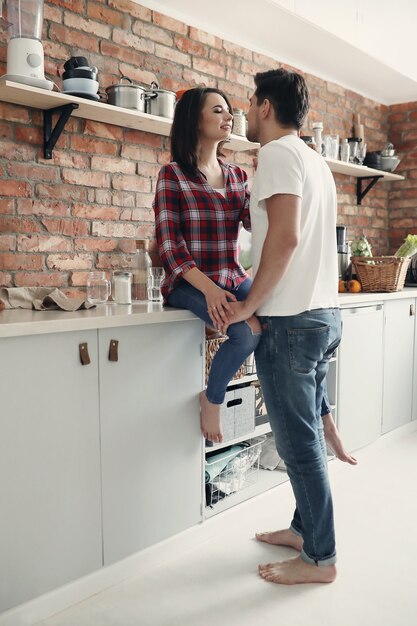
[218,300,254,334]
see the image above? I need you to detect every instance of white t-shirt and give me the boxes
[250,134,339,316]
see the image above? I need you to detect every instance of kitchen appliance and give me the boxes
[62,56,99,99]
[145,81,176,118]
[405,253,417,286]
[336,225,350,278]
[106,76,146,111]
[0,0,53,90]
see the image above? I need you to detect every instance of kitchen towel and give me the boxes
[0,287,94,311]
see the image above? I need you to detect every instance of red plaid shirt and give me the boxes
[154,160,251,299]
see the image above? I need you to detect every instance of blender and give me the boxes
[0,0,53,90]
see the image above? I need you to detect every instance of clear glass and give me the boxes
[86,271,111,304]
[340,140,350,163]
[358,142,367,165]
[324,134,339,160]
[147,267,165,302]
[7,0,44,39]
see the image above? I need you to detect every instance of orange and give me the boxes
[338,279,347,293]
[348,279,362,293]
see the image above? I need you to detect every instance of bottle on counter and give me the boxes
[132,240,152,301]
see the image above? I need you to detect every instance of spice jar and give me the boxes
[113,270,132,304]
[233,109,246,137]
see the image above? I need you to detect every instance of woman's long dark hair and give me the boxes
[170,87,234,178]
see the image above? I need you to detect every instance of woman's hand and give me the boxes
[205,285,237,329]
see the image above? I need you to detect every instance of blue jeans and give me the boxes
[255,308,342,566]
[167,278,261,404]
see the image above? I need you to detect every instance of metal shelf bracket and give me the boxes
[43,103,79,159]
[356,175,383,205]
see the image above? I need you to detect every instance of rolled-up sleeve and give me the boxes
[154,165,196,280]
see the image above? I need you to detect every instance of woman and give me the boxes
[154,87,357,464]
[154,87,261,444]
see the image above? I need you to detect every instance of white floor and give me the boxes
[35,428,417,626]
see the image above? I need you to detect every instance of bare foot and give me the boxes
[258,555,337,585]
[322,413,358,465]
[200,391,223,444]
[255,528,303,552]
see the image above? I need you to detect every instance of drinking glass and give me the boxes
[147,267,165,302]
[324,134,339,160]
[358,142,367,165]
[86,271,111,304]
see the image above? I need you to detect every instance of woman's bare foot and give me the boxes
[255,528,303,552]
[258,555,337,585]
[200,391,223,443]
[322,413,358,465]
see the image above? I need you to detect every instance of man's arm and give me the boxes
[224,193,301,325]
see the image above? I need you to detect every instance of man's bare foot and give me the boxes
[322,413,358,465]
[255,528,303,552]
[258,555,337,585]
[200,391,223,443]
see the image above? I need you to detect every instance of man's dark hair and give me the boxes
[254,68,310,129]
[170,87,234,177]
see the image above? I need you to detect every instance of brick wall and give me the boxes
[388,102,417,253]
[0,0,414,292]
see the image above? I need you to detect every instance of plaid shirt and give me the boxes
[154,160,251,299]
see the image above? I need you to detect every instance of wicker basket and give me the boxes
[205,336,245,385]
[351,255,410,292]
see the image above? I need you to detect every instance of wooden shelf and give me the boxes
[324,157,404,182]
[0,79,257,152]
[0,79,404,192]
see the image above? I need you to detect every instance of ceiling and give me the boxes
[135,0,417,105]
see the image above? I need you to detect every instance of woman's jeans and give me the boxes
[255,308,342,566]
[167,278,261,404]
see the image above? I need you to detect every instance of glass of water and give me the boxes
[147,267,165,302]
[86,271,111,304]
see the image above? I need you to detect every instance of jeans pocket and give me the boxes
[288,325,330,374]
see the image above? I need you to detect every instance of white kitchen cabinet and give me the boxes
[98,319,204,565]
[0,330,102,613]
[337,303,384,451]
[382,299,416,433]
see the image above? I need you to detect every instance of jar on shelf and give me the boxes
[233,109,246,137]
[132,240,152,301]
[113,270,132,304]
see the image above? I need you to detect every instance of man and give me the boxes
[225,68,342,584]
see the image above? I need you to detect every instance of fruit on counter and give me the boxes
[338,279,362,293]
[394,234,417,258]
[347,279,362,293]
[351,235,372,257]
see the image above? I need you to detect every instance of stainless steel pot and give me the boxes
[106,76,146,111]
[145,82,176,119]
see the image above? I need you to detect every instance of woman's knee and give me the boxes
[247,315,261,335]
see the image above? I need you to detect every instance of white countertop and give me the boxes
[338,287,417,306]
[1,288,416,338]
[0,302,198,338]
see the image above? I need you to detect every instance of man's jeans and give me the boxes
[255,308,342,566]
[167,278,261,404]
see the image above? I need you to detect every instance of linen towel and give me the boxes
[0,287,94,311]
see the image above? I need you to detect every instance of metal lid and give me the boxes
[113,270,132,277]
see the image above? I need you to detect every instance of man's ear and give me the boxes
[261,98,271,119]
